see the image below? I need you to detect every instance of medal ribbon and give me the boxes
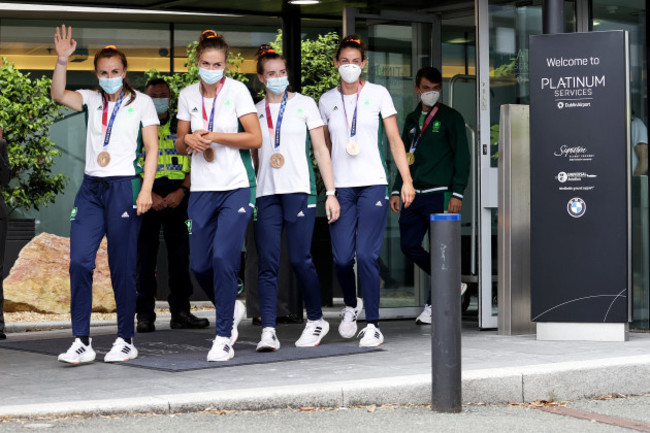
[264,91,289,152]
[101,88,126,150]
[201,77,226,131]
[339,81,363,142]
[409,103,440,154]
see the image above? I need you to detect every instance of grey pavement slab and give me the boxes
[0,313,650,418]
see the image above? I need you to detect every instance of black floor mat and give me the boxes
[0,329,381,372]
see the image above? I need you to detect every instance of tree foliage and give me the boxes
[145,40,248,113]
[0,57,67,214]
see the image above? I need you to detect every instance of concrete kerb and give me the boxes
[2,356,650,418]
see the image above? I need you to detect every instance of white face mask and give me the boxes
[420,90,440,107]
[338,64,362,84]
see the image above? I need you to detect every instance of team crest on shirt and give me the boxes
[70,207,78,221]
[433,121,441,133]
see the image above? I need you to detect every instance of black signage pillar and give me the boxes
[529,31,630,333]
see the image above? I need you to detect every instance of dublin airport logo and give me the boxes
[557,101,564,109]
[567,197,586,218]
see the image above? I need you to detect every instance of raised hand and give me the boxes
[54,24,77,60]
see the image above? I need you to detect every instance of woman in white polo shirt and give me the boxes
[175,30,262,362]
[51,25,159,364]
[253,45,340,352]
[319,35,415,347]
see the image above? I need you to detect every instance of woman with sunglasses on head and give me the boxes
[319,35,415,347]
[175,30,262,362]
[252,45,340,352]
[51,25,159,364]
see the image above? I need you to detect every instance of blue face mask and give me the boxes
[152,98,170,115]
[98,76,123,95]
[266,76,290,95]
[199,68,224,85]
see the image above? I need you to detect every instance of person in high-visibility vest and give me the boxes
[135,78,208,333]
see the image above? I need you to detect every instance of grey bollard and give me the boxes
[430,213,462,413]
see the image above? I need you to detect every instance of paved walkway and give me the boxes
[1,307,649,418]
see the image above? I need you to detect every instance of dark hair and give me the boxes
[145,78,170,92]
[93,45,136,105]
[415,67,442,87]
[255,44,285,75]
[196,30,229,63]
[335,34,365,61]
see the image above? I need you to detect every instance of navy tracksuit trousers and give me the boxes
[188,188,252,338]
[69,175,142,339]
[398,192,445,305]
[254,193,322,328]
[329,185,388,322]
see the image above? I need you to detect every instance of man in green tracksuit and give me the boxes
[389,67,470,325]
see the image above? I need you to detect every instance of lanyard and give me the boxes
[101,89,126,149]
[201,77,226,131]
[339,81,363,141]
[409,103,440,154]
[264,91,289,151]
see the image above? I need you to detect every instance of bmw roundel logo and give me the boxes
[567,197,586,218]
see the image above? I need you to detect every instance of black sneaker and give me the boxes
[170,311,209,329]
[277,313,304,325]
[0,332,6,340]
[136,319,156,333]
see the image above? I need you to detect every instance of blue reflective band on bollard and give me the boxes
[430,213,461,221]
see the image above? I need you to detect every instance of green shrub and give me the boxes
[0,57,67,214]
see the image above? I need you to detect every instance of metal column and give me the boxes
[497,104,534,335]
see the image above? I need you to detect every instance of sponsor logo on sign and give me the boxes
[567,197,586,218]
[557,172,567,183]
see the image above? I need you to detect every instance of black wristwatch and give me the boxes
[181,186,190,195]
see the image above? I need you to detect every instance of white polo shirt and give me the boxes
[319,82,397,188]
[177,78,257,192]
[255,93,324,198]
[77,89,159,177]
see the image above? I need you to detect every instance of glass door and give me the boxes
[344,8,435,318]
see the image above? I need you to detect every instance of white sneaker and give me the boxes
[295,318,329,347]
[58,338,96,364]
[358,324,384,347]
[415,304,432,325]
[256,327,280,352]
[230,300,246,345]
[104,337,138,362]
[338,297,363,338]
[461,282,468,296]
[207,336,234,361]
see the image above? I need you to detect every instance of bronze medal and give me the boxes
[270,153,285,168]
[406,152,415,165]
[97,151,111,167]
[346,141,360,156]
[203,147,215,162]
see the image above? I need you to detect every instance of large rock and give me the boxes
[3,233,116,313]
